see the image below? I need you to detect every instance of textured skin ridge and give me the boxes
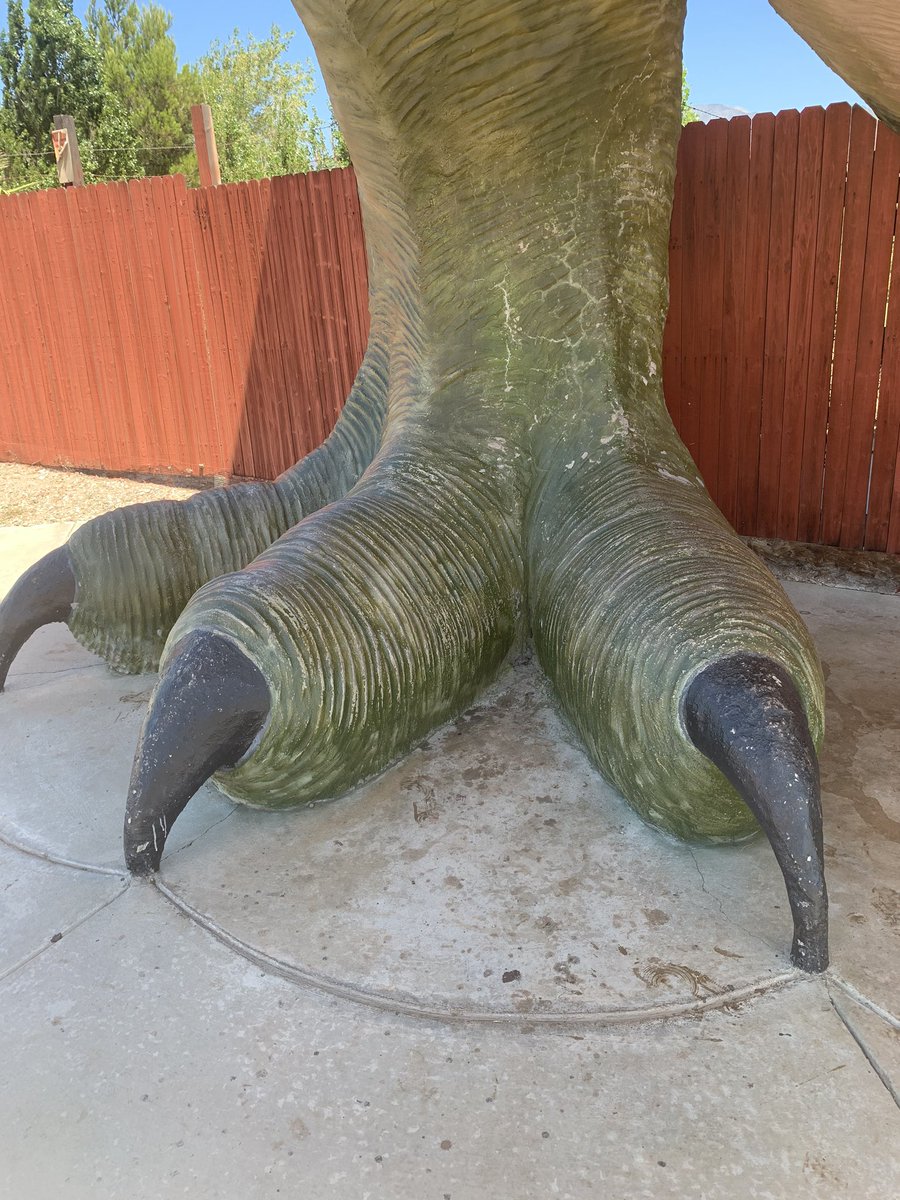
[528,446,825,842]
[66,326,391,673]
[163,444,523,808]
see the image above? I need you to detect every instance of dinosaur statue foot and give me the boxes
[528,453,828,970]
[125,630,271,875]
[684,654,828,973]
[123,455,521,872]
[0,545,75,691]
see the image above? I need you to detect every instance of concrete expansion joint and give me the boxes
[5,820,899,1051]
[0,825,128,879]
[826,978,900,1111]
[0,876,129,985]
[152,873,805,1031]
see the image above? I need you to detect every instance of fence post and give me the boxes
[191,104,222,188]
[51,115,84,187]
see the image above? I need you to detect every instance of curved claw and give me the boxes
[124,630,270,876]
[0,546,76,692]
[684,653,828,973]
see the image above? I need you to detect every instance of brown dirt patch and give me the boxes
[0,463,200,526]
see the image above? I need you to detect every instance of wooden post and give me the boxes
[51,115,84,187]
[191,103,222,188]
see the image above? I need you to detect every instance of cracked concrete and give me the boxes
[1,523,898,1197]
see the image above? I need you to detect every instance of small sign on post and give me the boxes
[51,115,84,187]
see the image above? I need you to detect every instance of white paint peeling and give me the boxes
[658,468,692,486]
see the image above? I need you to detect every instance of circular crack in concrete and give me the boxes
[155,664,800,1022]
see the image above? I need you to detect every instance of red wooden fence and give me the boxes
[0,169,369,482]
[665,103,900,552]
[1,103,899,551]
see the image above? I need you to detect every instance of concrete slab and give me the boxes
[0,842,125,981]
[1,523,898,1197]
[1,882,898,1200]
[158,664,806,1018]
[0,521,80,597]
[827,982,900,1104]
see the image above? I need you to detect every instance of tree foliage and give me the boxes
[193,27,341,183]
[681,67,698,124]
[0,4,352,190]
[0,0,108,185]
[86,0,196,178]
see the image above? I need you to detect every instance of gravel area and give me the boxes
[0,462,200,526]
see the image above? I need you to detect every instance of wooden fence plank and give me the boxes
[239,178,281,479]
[18,191,68,461]
[776,106,826,539]
[269,173,318,469]
[152,175,201,471]
[715,114,751,526]
[757,108,800,537]
[206,182,260,478]
[90,183,137,469]
[255,176,295,473]
[734,110,776,535]
[867,238,900,550]
[0,197,48,461]
[188,187,247,474]
[694,118,728,495]
[838,123,900,548]
[73,181,132,470]
[864,124,900,550]
[310,169,351,442]
[291,171,340,452]
[167,175,223,475]
[796,102,852,543]
[819,106,878,543]
[50,187,106,465]
[109,180,160,471]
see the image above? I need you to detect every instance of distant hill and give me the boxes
[692,103,751,122]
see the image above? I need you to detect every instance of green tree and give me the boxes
[0,0,106,147]
[328,111,350,167]
[0,0,108,182]
[86,0,196,178]
[681,67,698,124]
[193,26,341,183]
[0,0,140,185]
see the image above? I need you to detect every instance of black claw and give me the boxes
[0,546,76,692]
[684,653,828,973]
[124,630,270,876]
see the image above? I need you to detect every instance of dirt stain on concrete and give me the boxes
[871,885,900,928]
[641,907,670,927]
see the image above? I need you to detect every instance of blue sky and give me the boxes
[74,0,865,121]
[683,0,862,116]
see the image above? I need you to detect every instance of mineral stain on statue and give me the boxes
[2,0,899,973]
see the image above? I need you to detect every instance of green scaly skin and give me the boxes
[154,0,826,839]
